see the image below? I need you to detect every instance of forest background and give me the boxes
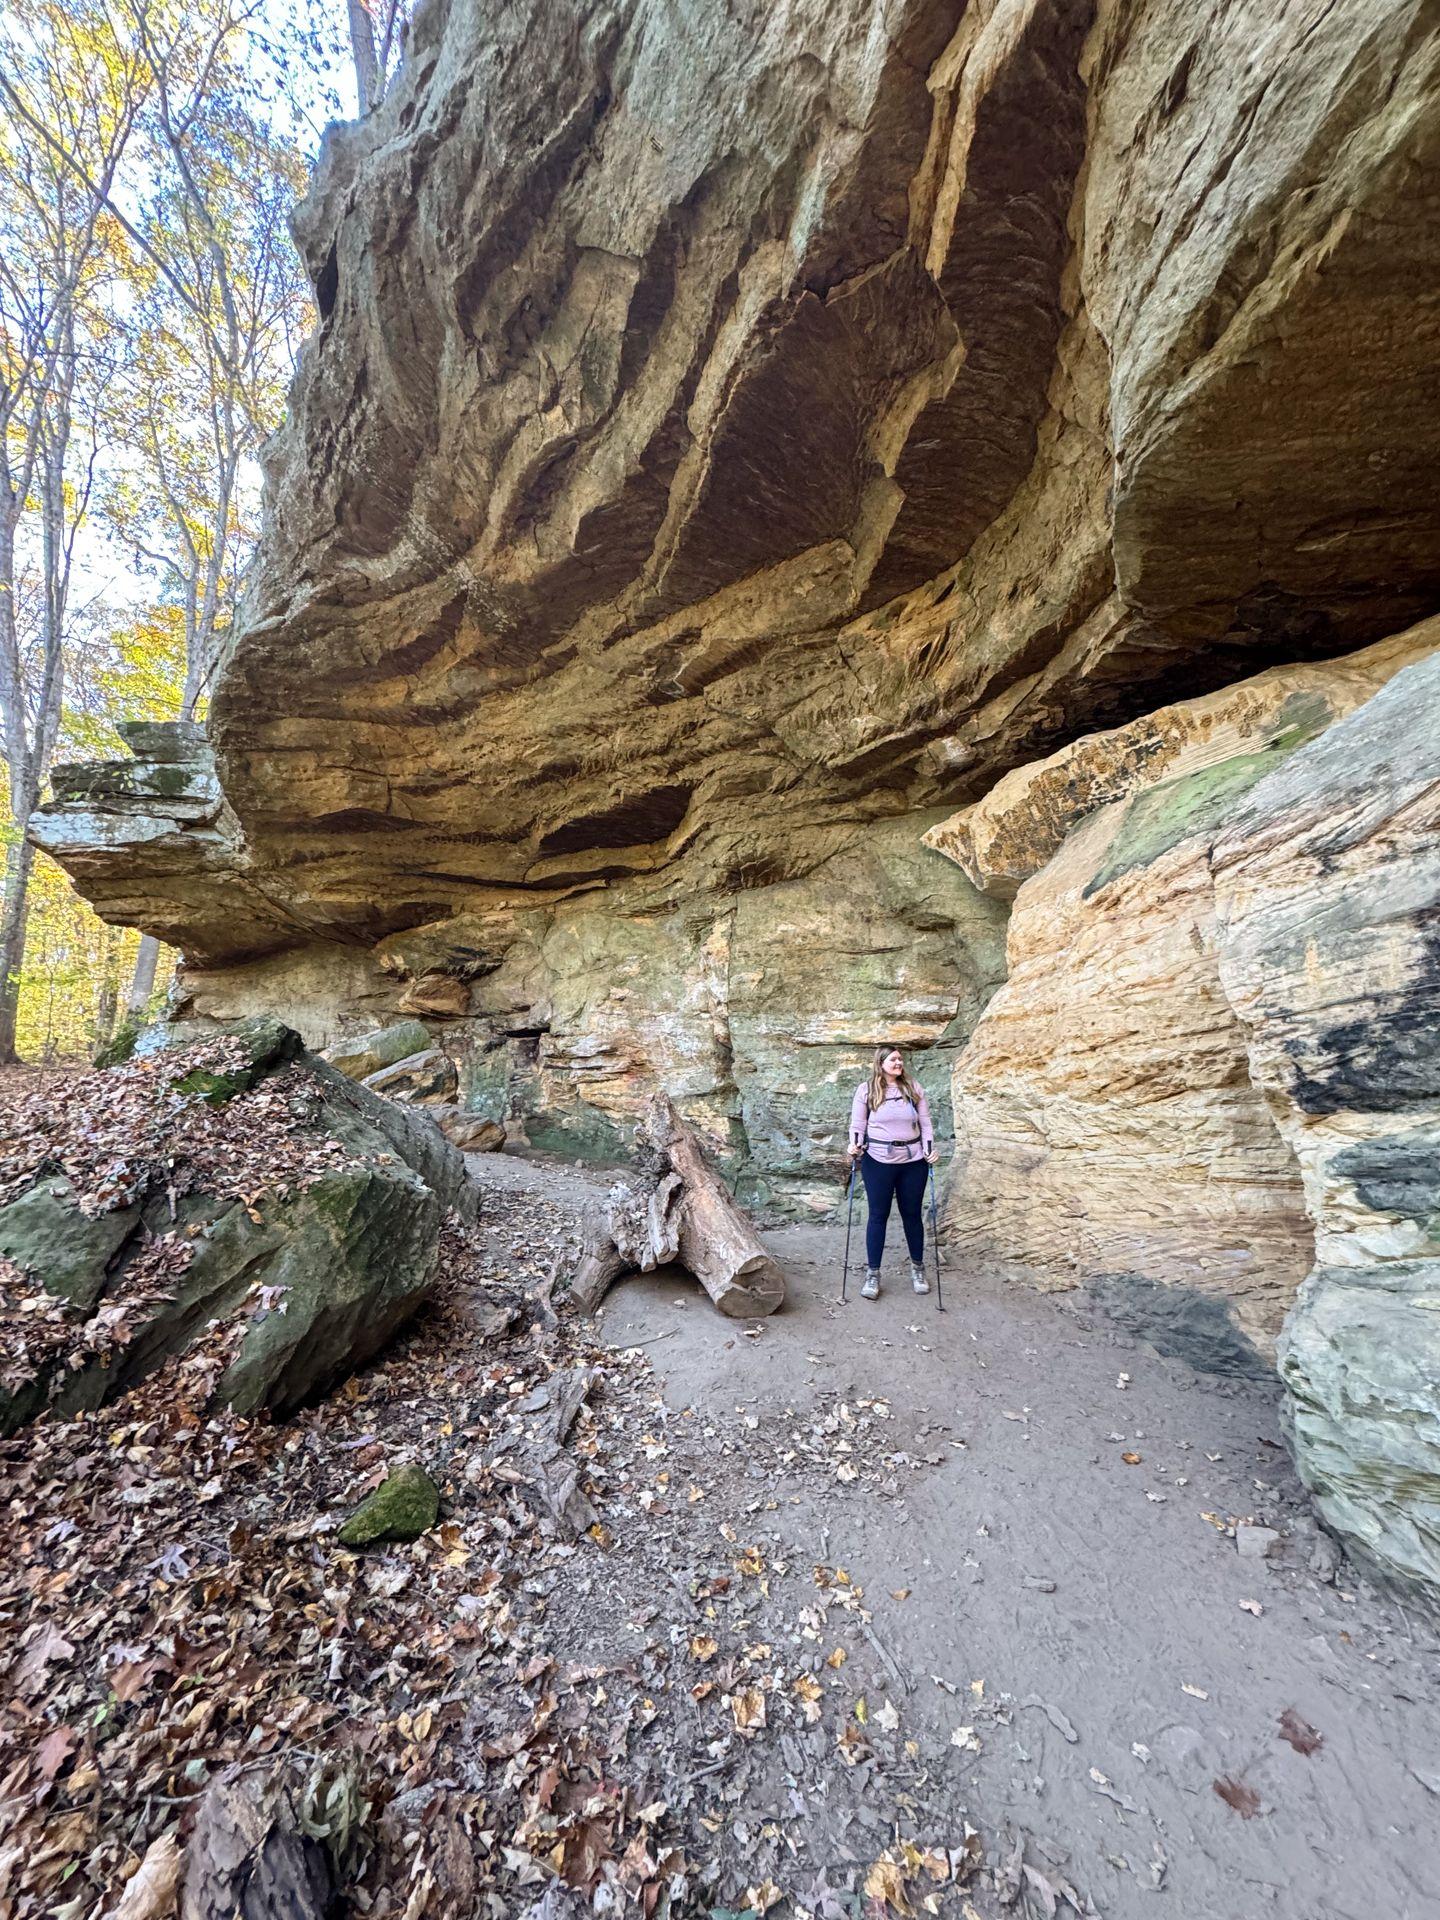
[0,0,408,1063]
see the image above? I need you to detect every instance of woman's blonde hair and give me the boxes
[866,1045,923,1112]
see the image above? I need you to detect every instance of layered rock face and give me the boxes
[1211,653,1440,1589]
[27,0,1440,1578]
[37,0,1440,946]
[168,816,1007,1212]
[930,625,1437,1368]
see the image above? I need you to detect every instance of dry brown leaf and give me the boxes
[103,1831,182,1920]
[1278,1707,1324,1755]
[1214,1776,1263,1819]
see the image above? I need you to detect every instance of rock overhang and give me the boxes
[30,0,1440,974]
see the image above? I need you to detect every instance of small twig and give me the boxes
[615,1329,678,1349]
[861,1619,912,1696]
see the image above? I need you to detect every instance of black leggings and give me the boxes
[860,1153,929,1268]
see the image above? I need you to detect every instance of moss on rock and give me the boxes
[170,1017,302,1104]
[0,1177,141,1311]
[337,1463,440,1546]
[1085,745,1303,897]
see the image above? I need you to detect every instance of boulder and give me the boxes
[397,970,473,1018]
[361,1047,459,1106]
[0,1026,476,1436]
[1211,650,1440,1591]
[325,1020,434,1081]
[337,1464,440,1547]
[432,1108,507,1154]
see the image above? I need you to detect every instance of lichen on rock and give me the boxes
[1211,649,1440,1591]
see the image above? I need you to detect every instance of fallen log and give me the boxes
[569,1092,784,1318]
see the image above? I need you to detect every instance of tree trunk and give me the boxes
[0,828,36,1064]
[345,0,382,112]
[94,925,120,1047]
[570,1092,784,1318]
[125,932,161,1018]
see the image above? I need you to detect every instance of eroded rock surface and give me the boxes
[172,815,1008,1213]
[935,625,1437,1365]
[35,0,1440,974]
[1212,652,1440,1590]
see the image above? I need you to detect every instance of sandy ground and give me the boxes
[480,1149,1440,1920]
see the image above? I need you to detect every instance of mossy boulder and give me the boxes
[337,1463,440,1547]
[0,1027,477,1435]
[168,1016,302,1104]
[0,1176,141,1312]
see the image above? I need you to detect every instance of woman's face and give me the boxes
[882,1049,904,1079]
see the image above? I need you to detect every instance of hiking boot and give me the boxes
[910,1260,930,1295]
[861,1269,882,1300]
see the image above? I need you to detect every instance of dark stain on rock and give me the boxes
[1329,1129,1440,1233]
[537,783,693,857]
[1285,927,1440,1115]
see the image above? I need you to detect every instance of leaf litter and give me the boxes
[0,1113,1007,1919]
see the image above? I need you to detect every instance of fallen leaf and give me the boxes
[1278,1707,1324,1755]
[1122,1452,1142,1466]
[102,1831,182,1920]
[17,1623,75,1693]
[863,1854,913,1914]
[792,1673,823,1723]
[36,1724,77,1782]
[1214,1776,1262,1819]
[730,1686,766,1733]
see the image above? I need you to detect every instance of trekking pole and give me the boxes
[841,1158,857,1304]
[928,1162,944,1312]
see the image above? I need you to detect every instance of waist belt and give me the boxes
[872,1132,921,1155]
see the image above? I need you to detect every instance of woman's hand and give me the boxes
[925,1146,939,1165]
[848,1142,864,1161]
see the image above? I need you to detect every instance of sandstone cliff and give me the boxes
[1211,651,1440,1591]
[29,1,1440,1582]
[928,624,1436,1368]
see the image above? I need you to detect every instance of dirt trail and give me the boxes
[488,1150,1440,1920]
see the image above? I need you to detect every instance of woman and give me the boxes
[847,1045,938,1299]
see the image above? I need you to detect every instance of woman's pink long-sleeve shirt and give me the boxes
[849,1081,934,1164]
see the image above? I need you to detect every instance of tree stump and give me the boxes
[569,1092,784,1318]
